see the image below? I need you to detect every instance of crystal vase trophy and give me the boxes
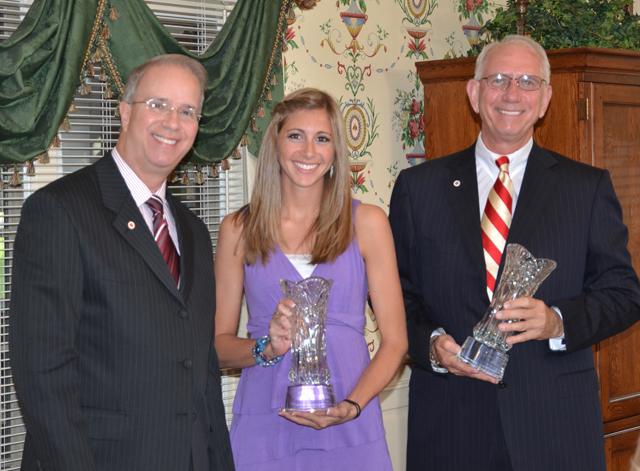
[281,276,335,412]
[458,244,557,381]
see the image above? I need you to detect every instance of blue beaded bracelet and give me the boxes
[251,335,283,367]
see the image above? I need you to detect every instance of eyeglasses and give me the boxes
[480,73,547,92]
[129,97,201,122]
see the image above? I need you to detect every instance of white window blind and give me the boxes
[0,1,245,469]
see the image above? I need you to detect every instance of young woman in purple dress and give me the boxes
[214,88,407,470]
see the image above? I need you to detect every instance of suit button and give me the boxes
[498,381,507,389]
[178,309,188,319]
[182,359,193,369]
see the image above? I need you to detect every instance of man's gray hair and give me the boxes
[474,35,550,83]
[121,54,207,105]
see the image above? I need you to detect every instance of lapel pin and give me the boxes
[453,179,461,187]
[127,221,135,230]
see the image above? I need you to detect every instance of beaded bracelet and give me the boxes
[343,398,362,419]
[251,335,283,367]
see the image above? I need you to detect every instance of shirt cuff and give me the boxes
[430,327,449,373]
[548,306,566,351]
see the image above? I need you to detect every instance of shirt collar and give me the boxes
[111,148,168,208]
[475,134,532,177]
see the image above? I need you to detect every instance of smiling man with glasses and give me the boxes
[390,35,640,471]
[466,36,553,155]
[10,54,234,471]
[117,56,205,192]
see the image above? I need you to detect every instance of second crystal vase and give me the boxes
[458,244,557,381]
[281,276,335,413]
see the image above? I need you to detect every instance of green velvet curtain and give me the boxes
[0,0,289,165]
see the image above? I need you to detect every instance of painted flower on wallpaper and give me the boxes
[457,0,492,47]
[392,88,424,150]
[350,162,368,194]
[392,72,426,167]
[457,0,491,22]
[395,0,437,61]
[406,32,427,59]
[386,161,400,189]
[442,31,466,59]
[283,26,299,52]
[284,57,300,84]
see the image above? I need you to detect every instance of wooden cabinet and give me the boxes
[417,48,640,471]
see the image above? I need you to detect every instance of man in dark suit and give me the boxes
[390,35,640,471]
[9,54,234,471]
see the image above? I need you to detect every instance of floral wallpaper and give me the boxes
[283,0,505,351]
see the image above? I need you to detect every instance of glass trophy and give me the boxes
[281,276,335,413]
[458,243,557,381]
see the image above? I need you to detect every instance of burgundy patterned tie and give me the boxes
[146,196,180,285]
[481,156,514,299]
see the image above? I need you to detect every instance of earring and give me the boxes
[329,165,334,178]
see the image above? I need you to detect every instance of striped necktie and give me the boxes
[481,156,514,299]
[146,196,180,285]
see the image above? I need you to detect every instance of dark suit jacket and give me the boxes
[389,143,640,471]
[9,153,234,471]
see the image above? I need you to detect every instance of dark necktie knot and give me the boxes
[146,195,164,219]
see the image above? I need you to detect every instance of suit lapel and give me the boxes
[95,153,185,305]
[508,143,559,245]
[443,145,486,281]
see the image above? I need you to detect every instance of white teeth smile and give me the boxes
[294,162,319,170]
[153,134,177,145]
[498,109,523,116]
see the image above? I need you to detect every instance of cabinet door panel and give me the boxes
[534,72,583,162]
[423,80,478,158]
[604,427,640,471]
[592,83,640,424]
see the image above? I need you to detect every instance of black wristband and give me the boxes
[343,398,362,419]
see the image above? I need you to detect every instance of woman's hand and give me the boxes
[267,298,295,357]
[278,401,359,429]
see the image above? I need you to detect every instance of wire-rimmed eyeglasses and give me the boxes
[480,73,547,92]
[129,97,202,122]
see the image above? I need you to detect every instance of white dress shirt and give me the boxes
[111,148,181,255]
[475,134,531,217]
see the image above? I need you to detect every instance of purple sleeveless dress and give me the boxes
[230,201,392,470]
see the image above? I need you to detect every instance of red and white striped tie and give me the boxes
[146,196,180,285]
[481,156,513,299]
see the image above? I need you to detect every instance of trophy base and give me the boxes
[458,336,509,381]
[285,384,336,413]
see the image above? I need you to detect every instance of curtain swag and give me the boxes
[0,0,291,170]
